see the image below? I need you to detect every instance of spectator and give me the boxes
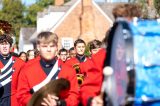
[27,50,36,61]
[19,52,27,62]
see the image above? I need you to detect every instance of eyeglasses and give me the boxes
[60,54,67,56]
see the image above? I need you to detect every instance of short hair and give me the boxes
[112,3,141,19]
[19,52,27,57]
[74,39,86,47]
[69,47,74,52]
[88,39,102,51]
[0,34,13,46]
[58,48,67,55]
[36,32,58,44]
[27,50,35,57]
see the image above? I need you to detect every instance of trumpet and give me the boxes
[77,74,85,86]
[73,64,85,86]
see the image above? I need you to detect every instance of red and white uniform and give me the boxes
[17,57,79,106]
[0,54,25,106]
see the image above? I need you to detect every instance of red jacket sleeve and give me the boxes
[12,57,25,94]
[59,64,80,106]
[91,48,106,71]
[80,67,103,106]
[79,49,106,106]
[11,57,25,106]
[17,67,32,106]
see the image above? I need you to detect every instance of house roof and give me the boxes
[47,5,71,12]
[65,0,77,6]
[30,0,80,42]
[97,2,126,21]
[29,0,125,42]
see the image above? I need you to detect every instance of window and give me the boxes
[61,37,74,50]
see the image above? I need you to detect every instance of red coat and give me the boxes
[17,57,79,106]
[0,56,25,106]
[65,57,90,74]
[80,48,106,106]
[91,48,106,71]
[58,58,65,66]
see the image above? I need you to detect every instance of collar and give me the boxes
[40,58,57,68]
[0,53,11,60]
[76,54,86,63]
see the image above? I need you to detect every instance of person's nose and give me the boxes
[47,46,51,51]
[80,47,83,51]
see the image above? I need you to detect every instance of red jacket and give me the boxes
[91,48,106,71]
[65,57,90,74]
[80,48,106,106]
[58,58,66,66]
[17,57,79,106]
[0,56,25,106]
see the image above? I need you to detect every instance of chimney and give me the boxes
[82,0,92,6]
[55,0,64,6]
[79,0,96,43]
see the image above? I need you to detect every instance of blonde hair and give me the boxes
[36,32,58,44]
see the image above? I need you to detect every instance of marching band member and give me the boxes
[65,39,89,87]
[0,20,25,106]
[17,32,79,106]
[80,44,106,106]
[58,48,68,65]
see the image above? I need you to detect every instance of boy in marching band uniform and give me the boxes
[0,20,25,106]
[17,32,79,106]
[65,39,89,87]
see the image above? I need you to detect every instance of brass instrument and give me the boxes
[28,78,70,106]
[73,64,85,86]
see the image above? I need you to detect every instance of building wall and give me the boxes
[52,1,112,49]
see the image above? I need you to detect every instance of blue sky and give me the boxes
[22,0,107,6]
[22,0,36,6]
[22,0,129,6]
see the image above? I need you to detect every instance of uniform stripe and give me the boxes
[1,60,14,75]
[31,60,59,93]
[0,76,12,87]
[0,69,14,82]
[0,68,13,79]
[1,57,12,72]
[0,57,15,87]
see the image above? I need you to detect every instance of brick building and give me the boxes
[20,0,130,51]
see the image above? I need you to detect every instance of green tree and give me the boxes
[0,0,71,43]
[0,0,25,43]
[133,0,158,18]
[24,0,70,27]
[154,0,160,16]
[23,0,54,26]
[23,4,43,26]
